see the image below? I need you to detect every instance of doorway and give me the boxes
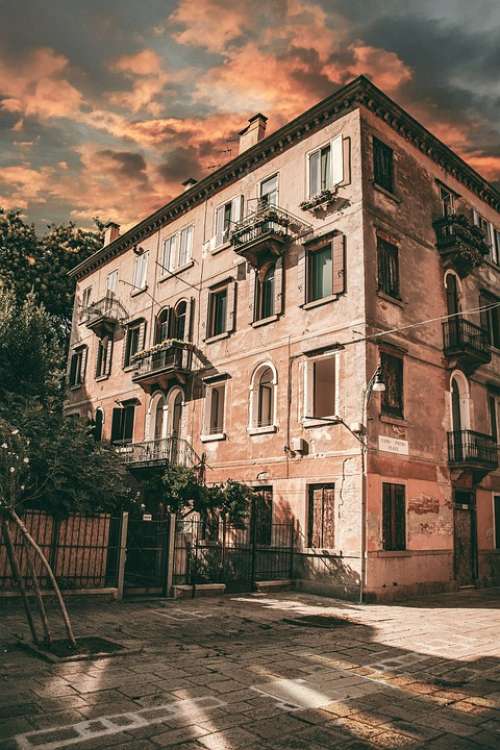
[453,490,477,586]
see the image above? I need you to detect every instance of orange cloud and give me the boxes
[109,49,168,115]
[344,45,413,94]
[0,164,58,208]
[112,49,163,76]
[167,0,251,53]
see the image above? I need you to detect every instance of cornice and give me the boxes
[70,75,500,281]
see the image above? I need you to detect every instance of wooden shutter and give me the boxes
[122,405,135,443]
[395,485,406,551]
[231,195,244,224]
[226,280,237,333]
[274,256,284,315]
[309,487,323,548]
[331,134,344,185]
[69,352,77,385]
[111,408,123,443]
[248,268,257,323]
[297,245,307,305]
[322,486,335,548]
[122,328,130,369]
[382,483,392,550]
[341,136,351,186]
[105,336,113,377]
[332,233,346,295]
[200,290,209,341]
[138,320,147,353]
[80,346,88,383]
[215,205,224,245]
[184,298,195,342]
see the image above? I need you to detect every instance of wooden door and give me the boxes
[453,491,476,586]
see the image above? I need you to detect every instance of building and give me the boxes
[66,75,500,601]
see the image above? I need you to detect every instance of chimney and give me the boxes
[239,113,268,154]
[182,177,198,191]
[103,221,120,247]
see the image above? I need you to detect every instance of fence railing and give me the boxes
[0,510,121,592]
[447,430,498,468]
[81,294,127,326]
[434,214,489,254]
[231,203,311,248]
[117,436,200,468]
[443,319,490,359]
[133,340,194,380]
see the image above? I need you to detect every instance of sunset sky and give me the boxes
[1,0,500,231]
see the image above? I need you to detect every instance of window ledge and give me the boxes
[377,291,404,307]
[201,432,226,443]
[95,375,109,382]
[302,547,340,555]
[130,285,148,298]
[69,384,83,391]
[375,550,409,557]
[205,331,230,344]
[251,314,279,328]
[379,415,409,427]
[372,181,401,203]
[301,294,338,311]
[123,364,138,372]
[211,240,231,255]
[248,425,277,435]
[158,261,194,283]
[302,417,340,429]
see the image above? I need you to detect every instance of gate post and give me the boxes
[116,512,128,601]
[250,504,257,588]
[165,513,176,597]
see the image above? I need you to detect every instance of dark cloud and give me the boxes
[96,149,148,183]
[157,145,201,182]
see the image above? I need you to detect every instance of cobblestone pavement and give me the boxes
[1,588,500,749]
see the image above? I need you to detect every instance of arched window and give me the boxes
[173,300,187,341]
[256,264,275,321]
[154,396,166,440]
[249,363,277,433]
[155,308,170,344]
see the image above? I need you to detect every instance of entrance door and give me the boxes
[453,490,477,586]
[124,516,170,596]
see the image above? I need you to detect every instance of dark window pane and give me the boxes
[258,367,273,426]
[313,357,336,418]
[211,289,227,336]
[381,352,404,418]
[256,265,275,320]
[373,137,394,192]
[495,496,500,549]
[309,245,332,301]
[382,483,406,550]
[377,238,400,298]
[308,484,335,548]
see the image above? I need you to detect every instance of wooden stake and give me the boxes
[25,545,52,646]
[1,519,39,645]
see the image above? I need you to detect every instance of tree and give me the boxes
[0,209,102,326]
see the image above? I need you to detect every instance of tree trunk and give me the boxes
[1,519,39,645]
[8,509,77,648]
[25,545,52,646]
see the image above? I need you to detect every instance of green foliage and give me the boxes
[0,209,102,325]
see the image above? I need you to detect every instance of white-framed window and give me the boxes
[132,251,149,291]
[106,270,118,295]
[307,134,344,198]
[440,185,455,217]
[202,381,226,439]
[248,362,278,434]
[303,351,340,424]
[215,196,243,247]
[161,225,194,275]
[260,174,278,206]
[95,335,112,379]
[80,286,92,321]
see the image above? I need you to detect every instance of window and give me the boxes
[489,394,498,443]
[260,174,278,206]
[381,352,404,419]
[494,495,500,549]
[155,308,170,344]
[162,235,177,274]
[178,226,193,267]
[132,251,148,290]
[205,382,225,436]
[474,211,492,252]
[69,346,87,387]
[208,288,227,338]
[253,487,273,545]
[307,484,335,548]
[493,228,500,266]
[93,408,103,442]
[440,186,455,217]
[308,244,332,301]
[255,264,275,320]
[162,226,194,274]
[257,367,274,427]
[309,144,331,197]
[95,335,112,378]
[107,270,118,295]
[377,238,400,299]
[304,353,337,421]
[373,137,394,193]
[480,291,500,348]
[80,286,92,321]
[173,300,187,340]
[215,197,242,247]
[111,404,135,445]
[382,483,406,551]
[124,320,144,367]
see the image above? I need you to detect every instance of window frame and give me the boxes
[132,251,149,292]
[202,380,227,441]
[306,142,332,198]
[259,173,279,207]
[214,195,242,249]
[382,482,406,551]
[111,403,135,445]
[307,243,333,302]
[380,351,405,420]
[480,291,500,349]
[373,136,395,194]
[124,321,142,368]
[377,237,400,300]
[208,286,228,339]
[307,483,335,550]
[303,350,340,427]
[160,224,194,277]
[248,362,278,435]
[80,286,92,322]
[255,263,275,321]
[106,270,118,295]
[95,335,111,379]
[68,345,87,388]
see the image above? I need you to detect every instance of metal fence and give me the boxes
[173,517,295,591]
[0,510,121,591]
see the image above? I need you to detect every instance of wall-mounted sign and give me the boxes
[378,436,409,455]
[142,513,153,521]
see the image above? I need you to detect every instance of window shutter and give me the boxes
[341,136,351,186]
[69,352,77,385]
[297,246,307,304]
[479,293,489,337]
[395,485,406,551]
[215,206,224,245]
[382,483,392,550]
[122,329,129,369]
[138,320,147,353]
[184,298,195,342]
[332,233,346,295]
[231,195,244,224]
[274,256,284,315]
[331,134,344,185]
[80,347,88,383]
[310,488,323,548]
[111,408,123,443]
[105,336,113,377]
[226,280,237,333]
[123,405,135,443]
[322,487,335,548]
[248,268,257,323]
[200,290,209,341]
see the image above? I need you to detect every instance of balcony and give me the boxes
[443,319,491,372]
[132,340,194,393]
[448,430,498,479]
[83,295,127,337]
[116,437,200,472]
[230,202,312,267]
[433,214,490,277]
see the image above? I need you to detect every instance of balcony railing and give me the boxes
[442,319,491,367]
[448,430,498,469]
[230,202,312,265]
[433,214,490,276]
[82,294,127,335]
[132,340,194,391]
[116,436,199,469]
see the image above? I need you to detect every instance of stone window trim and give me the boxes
[130,284,148,298]
[202,377,227,440]
[372,135,397,196]
[302,349,340,425]
[158,260,194,283]
[251,313,280,328]
[306,483,336,551]
[248,361,278,433]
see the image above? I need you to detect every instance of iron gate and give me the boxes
[124,517,170,596]
[173,517,295,592]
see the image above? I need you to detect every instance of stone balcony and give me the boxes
[82,294,128,337]
[448,430,498,482]
[115,436,200,473]
[132,340,194,393]
[442,319,491,373]
[433,214,490,277]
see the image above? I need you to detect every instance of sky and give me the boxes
[1,0,500,231]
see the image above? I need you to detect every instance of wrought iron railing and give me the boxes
[133,340,193,379]
[433,214,489,255]
[447,430,498,468]
[443,319,491,359]
[116,436,199,468]
[230,202,312,248]
[81,294,127,326]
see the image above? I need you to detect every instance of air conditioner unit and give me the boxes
[291,437,307,454]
